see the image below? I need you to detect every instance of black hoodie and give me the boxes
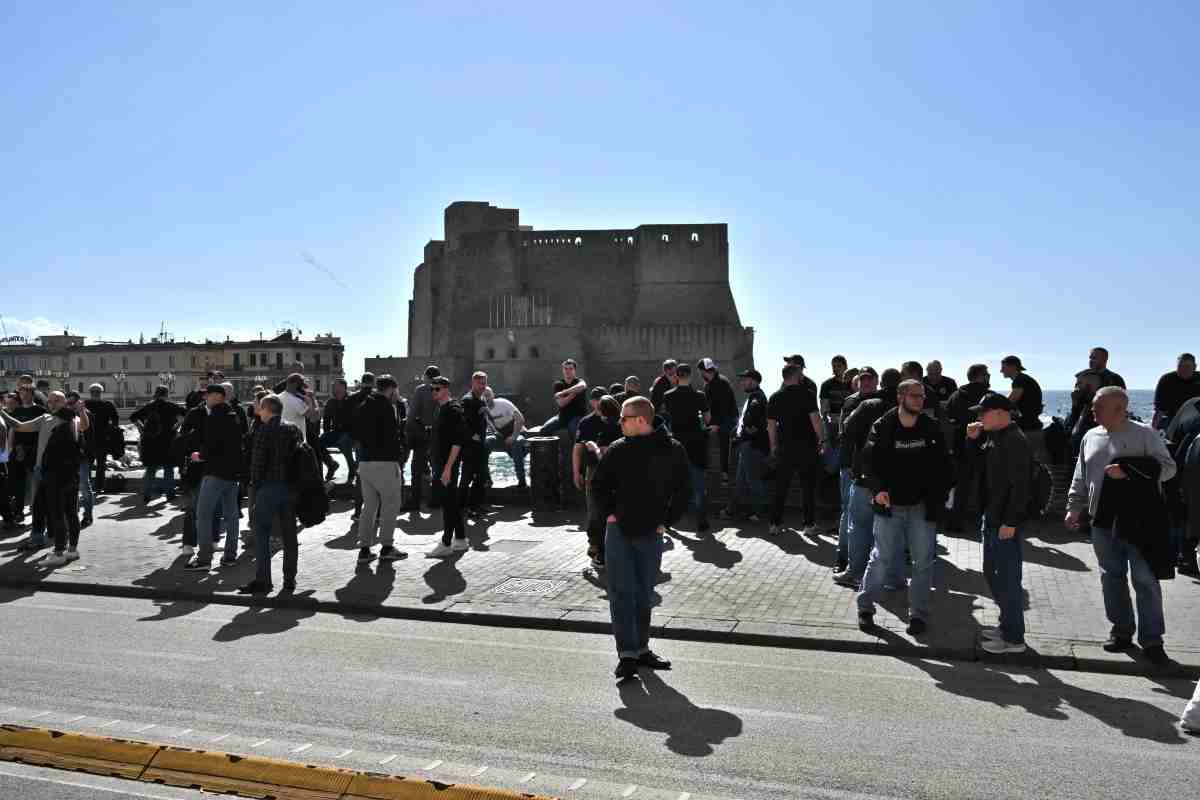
[590,427,691,537]
[201,403,245,481]
[353,392,403,462]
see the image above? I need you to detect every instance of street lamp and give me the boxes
[112,371,127,407]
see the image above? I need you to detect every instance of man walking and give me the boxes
[184,385,243,571]
[664,363,715,532]
[699,358,738,485]
[1067,386,1176,666]
[767,364,824,535]
[403,366,440,510]
[83,384,119,495]
[964,394,1032,654]
[591,396,691,681]
[352,375,407,565]
[721,369,770,523]
[239,395,302,595]
[427,377,470,558]
[856,379,952,636]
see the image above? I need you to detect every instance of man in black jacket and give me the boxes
[83,384,119,495]
[720,370,770,522]
[184,385,244,571]
[944,364,992,532]
[767,364,824,536]
[319,379,356,485]
[832,367,880,581]
[240,394,303,595]
[458,372,490,518]
[352,375,407,565]
[177,388,211,558]
[130,386,186,504]
[426,377,470,558]
[856,379,952,636]
[699,358,737,483]
[965,393,1032,654]
[664,364,715,532]
[591,396,691,681]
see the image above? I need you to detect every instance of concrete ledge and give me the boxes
[0,725,557,800]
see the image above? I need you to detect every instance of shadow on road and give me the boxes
[334,561,398,618]
[212,593,318,641]
[615,670,743,757]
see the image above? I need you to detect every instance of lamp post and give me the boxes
[113,371,127,407]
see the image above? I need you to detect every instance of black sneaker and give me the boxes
[637,651,672,670]
[237,580,272,595]
[1142,645,1172,667]
[1103,636,1133,652]
[379,545,407,562]
[697,517,711,534]
[858,611,875,632]
[907,618,927,637]
[219,557,238,567]
[278,581,296,596]
[324,465,338,482]
[357,547,375,564]
[183,559,211,571]
[80,514,93,529]
[614,657,639,681]
[833,559,848,574]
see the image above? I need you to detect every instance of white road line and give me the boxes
[567,778,587,791]
[334,749,354,759]
[27,711,51,719]
[379,754,398,765]
[471,766,489,778]
[291,743,313,754]
[134,723,156,733]
[423,759,443,771]
[209,733,231,744]
[622,785,638,798]
[99,719,120,729]
[519,772,537,783]
[175,729,192,737]
[677,793,692,800]
[251,738,271,748]
[0,706,18,715]
[0,765,187,799]
[65,715,86,723]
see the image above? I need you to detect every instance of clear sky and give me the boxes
[2,2,1196,392]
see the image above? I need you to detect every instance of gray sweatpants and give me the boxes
[358,461,403,548]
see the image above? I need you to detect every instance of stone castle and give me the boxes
[367,201,756,419]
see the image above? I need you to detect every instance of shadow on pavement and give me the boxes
[212,592,318,641]
[615,670,743,757]
[1023,542,1091,572]
[422,555,466,604]
[667,530,743,570]
[905,657,1189,744]
[334,561,398,618]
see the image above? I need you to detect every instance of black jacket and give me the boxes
[461,392,488,445]
[591,427,691,537]
[861,408,952,521]
[967,423,1032,528]
[344,387,373,437]
[130,398,186,466]
[945,382,991,456]
[201,403,245,481]
[841,392,895,480]
[1094,456,1173,580]
[178,404,209,483]
[734,387,770,452]
[353,392,403,462]
[704,372,738,422]
[323,396,354,435]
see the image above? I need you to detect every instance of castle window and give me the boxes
[529,346,540,359]
[691,232,700,243]
[485,347,496,360]
[508,346,518,359]
[661,234,670,243]
[574,237,582,246]
[627,236,634,245]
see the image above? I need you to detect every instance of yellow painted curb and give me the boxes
[0,725,559,799]
[0,724,159,779]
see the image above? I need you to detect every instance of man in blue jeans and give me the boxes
[720,370,770,522]
[185,385,244,571]
[591,396,690,681]
[856,380,952,636]
[1067,386,1177,667]
[536,359,589,439]
[964,393,1033,654]
[239,395,303,595]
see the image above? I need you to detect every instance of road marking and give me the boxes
[291,743,313,754]
[567,778,587,791]
[622,785,638,798]
[99,719,120,728]
[0,765,188,799]
[0,706,17,715]
[65,715,87,723]
[519,772,537,783]
[134,723,156,733]
[471,766,489,777]
[335,748,354,759]
[677,793,691,800]
[28,711,51,719]
[175,728,192,737]
[379,754,398,765]
[423,759,443,771]
[251,738,271,748]
[209,733,231,744]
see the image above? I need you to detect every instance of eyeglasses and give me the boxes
[619,414,638,422]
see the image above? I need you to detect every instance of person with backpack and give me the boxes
[964,393,1033,654]
[352,374,407,565]
[184,385,245,572]
[239,394,303,595]
[130,386,186,504]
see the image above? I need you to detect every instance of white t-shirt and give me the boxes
[487,398,520,436]
[280,391,309,443]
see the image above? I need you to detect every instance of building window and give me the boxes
[191,355,197,367]
[334,354,340,367]
[661,233,670,243]
[485,347,495,360]
[145,380,152,395]
[144,355,151,369]
[233,353,242,371]
[313,354,321,368]
[78,381,83,392]
[122,356,128,369]
[100,357,106,370]
[295,353,303,364]
[77,357,84,370]
[261,352,268,366]
[508,346,518,359]
[168,355,175,368]
[691,232,700,243]
[315,378,322,392]
[249,353,257,367]
[276,353,284,369]
[529,346,540,359]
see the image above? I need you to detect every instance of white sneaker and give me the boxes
[451,538,470,552]
[182,545,195,556]
[981,638,1027,655]
[980,626,1003,641]
[426,542,456,558]
[65,549,80,562]
[43,552,70,567]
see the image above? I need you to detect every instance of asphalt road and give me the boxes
[0,588,1195,800]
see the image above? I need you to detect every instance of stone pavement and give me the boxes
[1,489,1198,677]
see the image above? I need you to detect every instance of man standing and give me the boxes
[279,373,318,444]
[944,364,992,532]
[1154,353,1200,431]
[318,379,356,484]
[1067,387,1176,666]
[9,377,47,543]
[819,356,853,423]
[65,392,95,529]
[650,360,678,414]
[833,367,882,583]
[427,377,470,558]
[591,396,691,681]
[613,375,641,406]
[184,385,243,571]
[664,364,716,533]
[856,380,952,636]
[458,372,490,518]
[1088,347,1126,390]
[1001,355,1044,436]
[239,395,302,595]
[699,358,738,485]
[720,370,770,522]
[352,375,407,565]
[767,364,824,536]
[923,361,958,417]
[83,384,119,495]
[130,386,186,504]
[964,394,1033,654]
[783,355,819,399]
[483,388,528,490]
[403,366,440,510]
[574,390,622,568]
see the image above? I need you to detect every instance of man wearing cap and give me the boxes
[83,383,119,495]
[613,376,641,407]
[964,393,1033,653]
[944,364,992,532]
[700,358,738,484]
[664,363,717,532]
[721,369,770,522]
[767,363,824,536]
[784,355,819,400]
[650,360,678,416]
[403,366,440,510]
[1001,356,1044,461]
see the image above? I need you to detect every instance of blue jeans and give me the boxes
[485,432,528,485]
[605,522,663,658]
[858,504,937,621]
[1091,525,1165,647]
[844,482,876,580]
[196,476,239,563]
[144,465,176,499]
[687,462,706,515]
[78,462,94,516]
[539,415,580,439]
[836,469,853,562]
[982,513,1025,644]
[732,442,768,514]
[253,480,297,584]
[319,431,356,477]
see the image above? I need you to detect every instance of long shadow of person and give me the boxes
[615,671,743,757]
[422,555,466,604]
[1021,542,1090,572]
[904,657,1188,744]
[668,531,743,570]
[334,561,398,620]
[211,592,317,642]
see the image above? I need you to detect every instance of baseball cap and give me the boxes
[738,368,763,383]
[857,366,879,378]
[785,354,806,368]
[970,393,1015,414]
[1001,355,1023,369]
[589,386,606,399]
[698,357,717,371]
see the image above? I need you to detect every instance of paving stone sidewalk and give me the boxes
[1,490,1198,676]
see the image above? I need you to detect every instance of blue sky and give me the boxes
[2,2,1196,391]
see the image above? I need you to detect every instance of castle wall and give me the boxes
[631,224,739,325]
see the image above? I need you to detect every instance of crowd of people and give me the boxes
[2,348,1200,713]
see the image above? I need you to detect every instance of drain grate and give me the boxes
[491,577,566,597]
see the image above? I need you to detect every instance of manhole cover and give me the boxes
[492,578,565,597]
[487,540,541,555]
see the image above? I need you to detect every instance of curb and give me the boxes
[3,578,1197,680]
[0,724,556,800]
